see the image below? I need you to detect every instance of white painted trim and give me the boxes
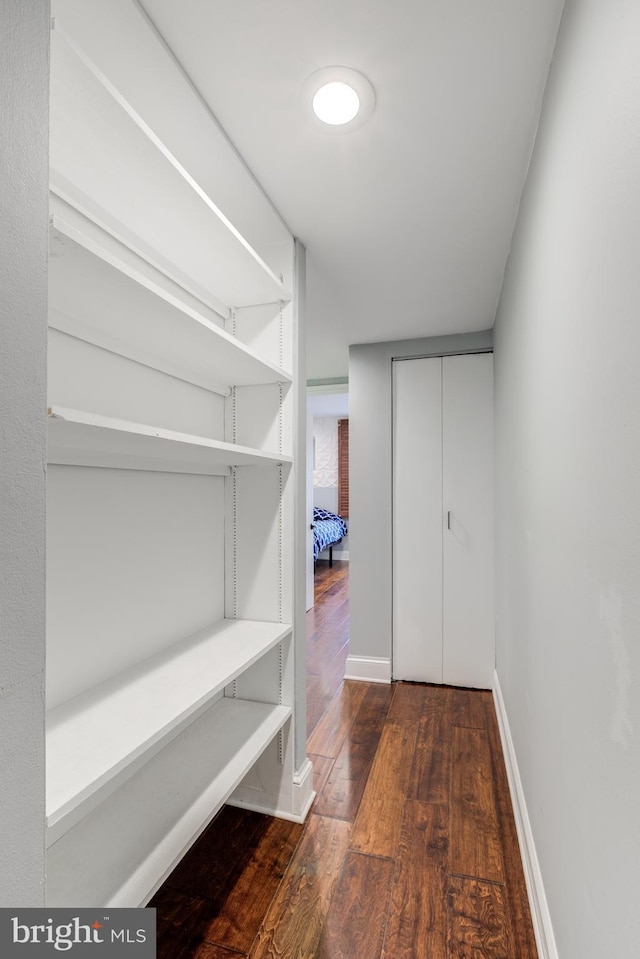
[225,797,312,824]
[292,758,316,820]
[493,672,559,959]
[227,757,316,824]
[344,655,391,684]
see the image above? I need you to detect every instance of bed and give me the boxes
[312,507,348,566]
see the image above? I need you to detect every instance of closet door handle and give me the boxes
[447,510,451,530]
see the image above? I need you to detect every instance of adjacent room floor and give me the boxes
[152,561,537,958]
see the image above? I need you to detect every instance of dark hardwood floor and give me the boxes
[152,560,537,958]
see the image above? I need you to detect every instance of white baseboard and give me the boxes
[227,758,315,824]
[493,672,558,959]
[292,758,316,820]
[344,655,391,684]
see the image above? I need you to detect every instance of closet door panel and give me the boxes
[392,357,443,682]
[442,353,494,688]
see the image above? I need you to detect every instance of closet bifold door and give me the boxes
[392,356,443,682]
[442,352,494,688]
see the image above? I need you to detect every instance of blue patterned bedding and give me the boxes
[313,508,348,561]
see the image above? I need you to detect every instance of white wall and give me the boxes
[0,0,49,905]
[494,1,640,955]
[349,332,493,663]
[313,416,339,490]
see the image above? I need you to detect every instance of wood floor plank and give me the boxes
[307,616,349,676]
[306,679,331,740]
[159,807,277,903]
[248,814,351,959]
[305,563,350,738]
[308,588,348,630]
[483,697,539,959]
[313,684,394,821]
[408,687,452,804]
[306,642,350,737]
[311,741,368,822]
[308,753,335,802]
[310,641,350,704]
[448,875,514,958]
[307,565,349,631]
[450,727,505,883]
[193,945,246,959]
[307,681,367,759]
[307,574,349,639]
[387,681,430,722]
[313,560,347,593]
[451,688,492,729]
[349,721,418,858]
[317,851,394,959]
[410,715,452,806]
[389,681,453,723]
[153,888,213,959]
[154,886,210,924]
[381,802,448,959]
[200,815,304,954]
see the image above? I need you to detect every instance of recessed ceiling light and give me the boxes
[312,81,360,125]
[302,66,375,134]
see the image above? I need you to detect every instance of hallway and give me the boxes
[152,562,536,957]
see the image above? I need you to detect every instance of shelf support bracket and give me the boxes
[278,463,284,626]
[231,465,238,621]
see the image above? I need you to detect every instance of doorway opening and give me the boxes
[306,386,350,731]
[306,387,350,610]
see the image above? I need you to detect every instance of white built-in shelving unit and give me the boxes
[46,0,310,907]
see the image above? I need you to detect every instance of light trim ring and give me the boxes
[303,66,375,134]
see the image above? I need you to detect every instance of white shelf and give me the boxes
[111,700,292,907]
[47,698,292,906]
[46,618,292,845]
[50,21,291,313]
[47,406,292,474]
[49,215,292,394]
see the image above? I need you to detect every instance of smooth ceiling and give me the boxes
[140,0,565,379]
